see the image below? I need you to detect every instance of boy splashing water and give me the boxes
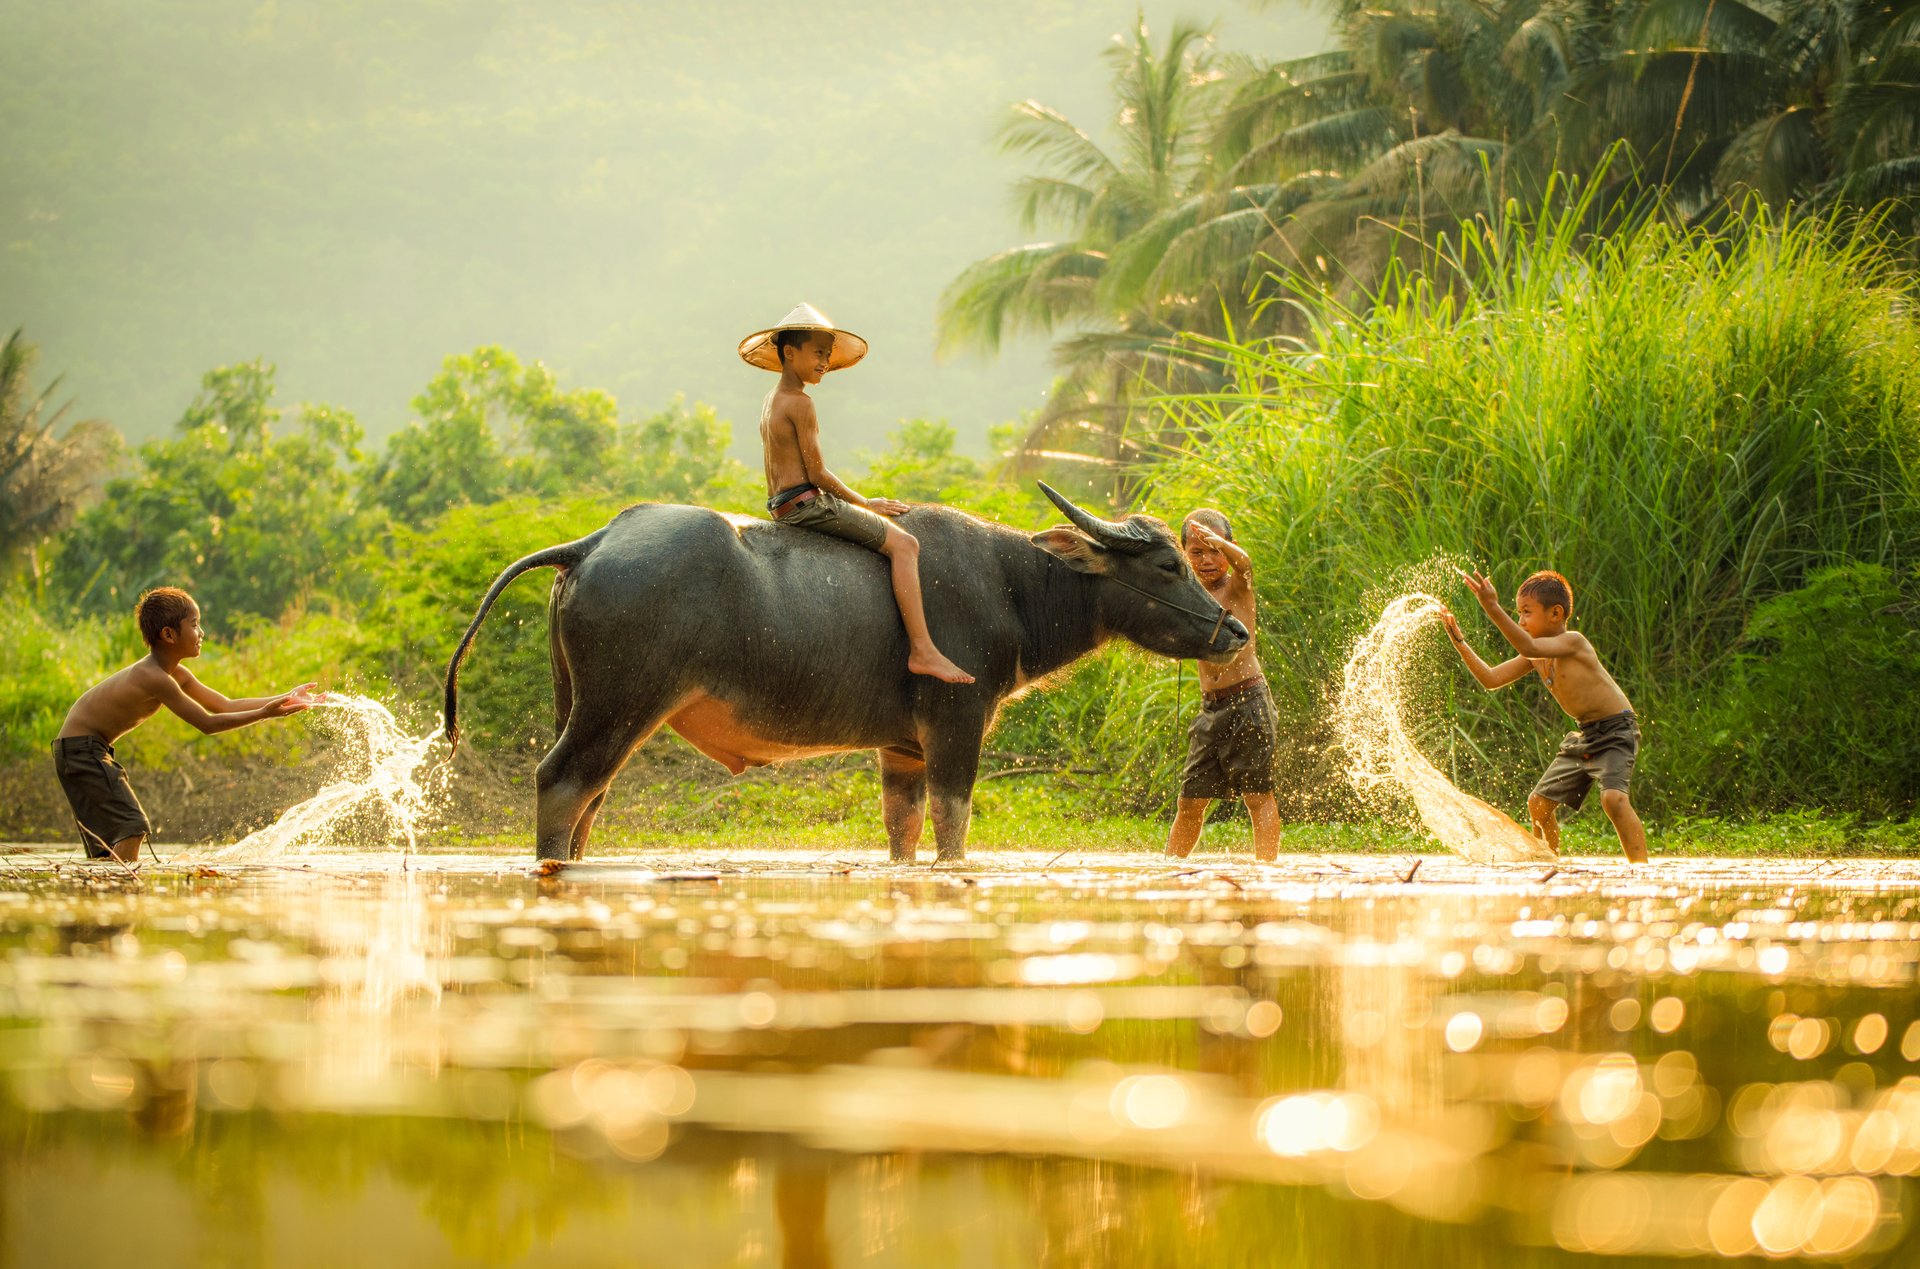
[53,587,322,862]
[1443,569,1648,862]
[1164,510,1280,861]
[740,303,973,684]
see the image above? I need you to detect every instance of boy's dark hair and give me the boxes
[1181,509,1233,544]
[1517,570,1573,616]
[135,587,196,647]
[773,329,833,368]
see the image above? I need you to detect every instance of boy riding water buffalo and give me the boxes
[444,306,1247,861]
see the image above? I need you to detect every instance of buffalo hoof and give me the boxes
[888,848,918,864]
[935,850,966,865]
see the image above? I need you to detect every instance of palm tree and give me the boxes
[1178,0,1920,320]
[0,330,117,585]
[937,15,1227,493]
[1564,0,1920,232]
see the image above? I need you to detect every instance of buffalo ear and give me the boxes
[1030,527,1110,574]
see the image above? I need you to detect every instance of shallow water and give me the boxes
[3,847,1919,1266]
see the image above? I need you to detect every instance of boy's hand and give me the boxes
[268,684,321,717]
[1460,569,1501,612]
[1439,609,1465,643]
[867,497,911,517]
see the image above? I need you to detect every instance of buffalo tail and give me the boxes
[442,530,607,750]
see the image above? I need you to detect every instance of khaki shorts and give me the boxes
[1532,709,1639,812]
[774,490,892,552]
[1181,679,1277,800]
[53,736,151,858]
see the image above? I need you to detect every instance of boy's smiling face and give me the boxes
[782,331,835,385]
[162,601,206,659]
[1514,593,1566,638]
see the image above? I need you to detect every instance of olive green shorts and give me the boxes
[53,736,151,859]
[1181,679,1278,800]
[1532,709,1639,812]
[774,490,893,552]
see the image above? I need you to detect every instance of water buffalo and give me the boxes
[444,483,1249,862]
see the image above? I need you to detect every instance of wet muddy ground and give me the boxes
[3,847,1919,1266]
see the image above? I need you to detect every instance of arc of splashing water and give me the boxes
[190,696,452,863]
[1336,594,1556,865]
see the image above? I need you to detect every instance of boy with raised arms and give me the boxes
[1443,569,1648,862]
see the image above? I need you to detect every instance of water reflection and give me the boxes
[2,850,1918,1264]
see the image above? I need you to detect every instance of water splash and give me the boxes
[1336,594,1555,864]
[192,695,450,862]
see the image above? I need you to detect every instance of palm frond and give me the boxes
[1252,106,1405,171]
[1010,176,1098,234]
[1346,131,1507,205]
[1147,176,1347,302]
[1713,107,1826,205]
[1829,154,1920,207]
[1106,16,1221,199]
[1628,0,1779,54]
[1827,49,1920,172]
[998,101,1120,187]
[935,243,1107,357]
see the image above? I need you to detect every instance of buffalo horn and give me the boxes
[1036,481,1157,554]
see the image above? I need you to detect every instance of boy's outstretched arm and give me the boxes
[1441,610,1531,689]
[143,666,315,735]
[791,399,910,517]
[180,667,321,713]
[1460,570,1586,658]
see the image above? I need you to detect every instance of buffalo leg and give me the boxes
[924,721,985,863]
[570,791,610,859]
[536,694,675,861]
[879,747,927,863]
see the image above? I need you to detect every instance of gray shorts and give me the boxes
[1532,710,1639,812]
[53,736,151,858]
[1181,679,1277,800]
[773,489,892,552]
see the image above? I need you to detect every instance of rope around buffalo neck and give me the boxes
[1094,573,1233,650]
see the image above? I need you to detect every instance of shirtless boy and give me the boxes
[739,303,972,683]
[1164,510,1280,861]
[1443,569,1649,862]
[53,587,321,862]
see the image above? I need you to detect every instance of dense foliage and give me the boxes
[946,1,1920,471]
[1018,206,1920,819]
[0,339,1021,773]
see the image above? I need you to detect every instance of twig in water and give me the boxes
[1042,848,1072,869]
[1402,859,1423,884]
[1538,868,1559,884]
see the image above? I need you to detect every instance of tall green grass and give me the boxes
[1025,203,1920,820]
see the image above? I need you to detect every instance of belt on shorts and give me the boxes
[769,482,820,519]
[1202,676,1267,706]
[1578,708,1637,739]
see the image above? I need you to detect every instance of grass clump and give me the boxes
[1059,203,1920,825]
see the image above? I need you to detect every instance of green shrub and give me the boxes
[349,494,636,752]
[1666,564,1920,817]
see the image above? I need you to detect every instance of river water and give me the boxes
[2,848,1917,1266]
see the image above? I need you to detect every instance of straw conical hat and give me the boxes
[737,303,869,372]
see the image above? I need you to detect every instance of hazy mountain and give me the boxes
[1,1,1327,458]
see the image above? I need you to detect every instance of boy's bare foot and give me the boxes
[908,647,975,684]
